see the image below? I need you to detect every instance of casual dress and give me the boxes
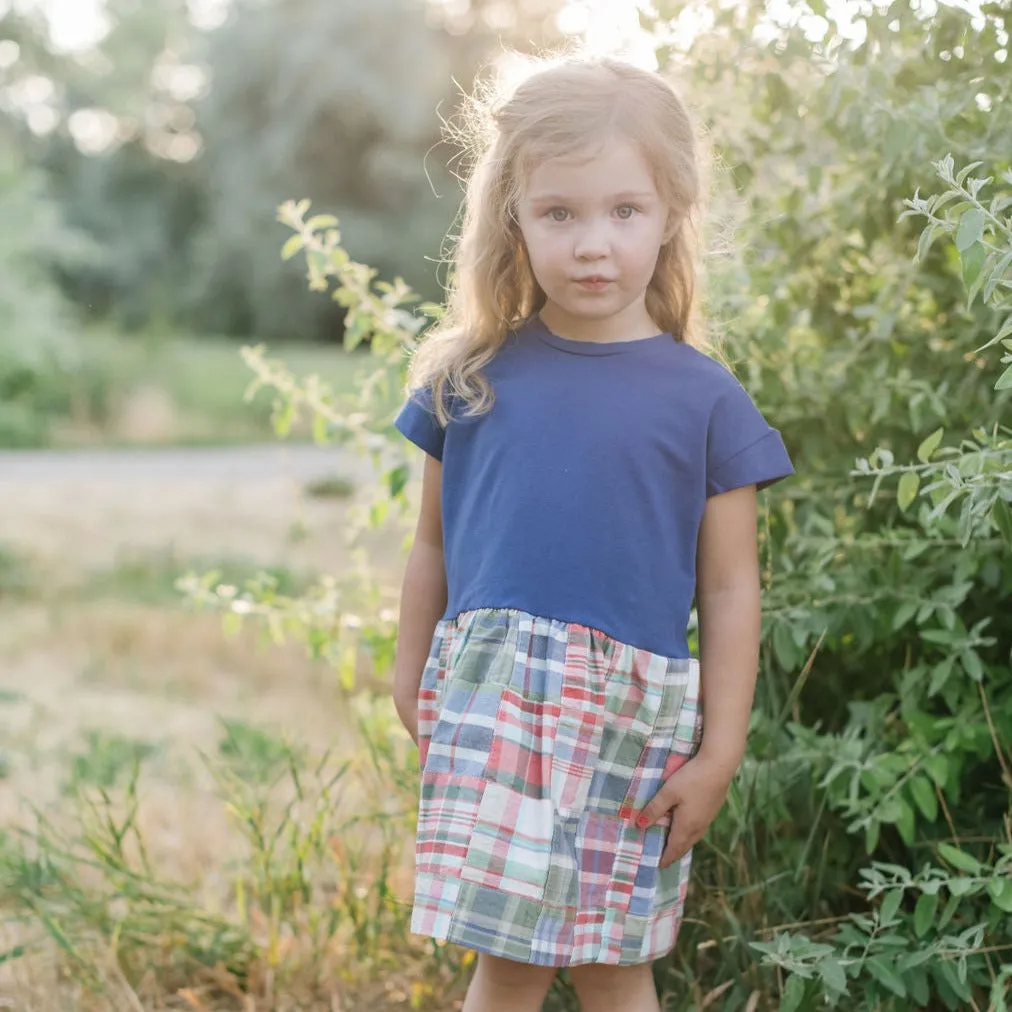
[394,316,794,966]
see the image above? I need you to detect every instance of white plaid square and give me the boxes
[461,782,553,900]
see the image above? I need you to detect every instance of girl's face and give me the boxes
[516,136,669,343]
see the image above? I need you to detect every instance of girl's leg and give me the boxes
[461,952,557,1012]
[569,962,661,1012]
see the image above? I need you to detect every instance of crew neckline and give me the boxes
[528,315,674,356]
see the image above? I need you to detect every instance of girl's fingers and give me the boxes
[636,777,683,829]
[660,828,690,868]
[659,814,705,867]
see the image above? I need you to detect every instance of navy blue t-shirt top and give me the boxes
[394,316,794,659]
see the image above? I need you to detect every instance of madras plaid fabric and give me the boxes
[411,608,703,966]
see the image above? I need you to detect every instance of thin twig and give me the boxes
[937,782,960,846]
[978,682,1012,789]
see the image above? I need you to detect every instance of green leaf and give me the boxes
[901,948,936,971]
[879,888,903,925]
[338,642,357,691]
[892,599,919,630]
[910,776,938,822]
[960,241,987,297]
[973,313,1012,354]
[956,161,984,186]
[897,471,920,511]
[938,958,973,1001]
[955,208,985,251]
[865,819,881,853]
[928,659,953,694]
[312,411,328,445]
[914,891,938,937]
[368,500,389,527]
[987,877,1012,912]
[948,876,975,896]
[779,973,806,1012]
[817,956,848,996]
[992,499,1012,546]
[996,363,1012,391]
[306,214,340,231]
[772,622,797,670]
[0,943,28,965]
[40,913,77,958]
[272,399,295,438]
[908,967,931,1007]
[916,223,944,263]
[387,464,410,499]
[938,842,982,874]
[930,962,960,1009]
[984,249,1012,301]
[925,753,949,788]
[916,427,944,463]
[280,234,305,261]
[896,799,916,846]
[937,892,961,931]
[867,956,907,998]
[961,649,984,682]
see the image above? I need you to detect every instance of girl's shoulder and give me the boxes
[664,341,764,403]
[664,340,737,381]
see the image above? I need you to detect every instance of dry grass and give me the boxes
[0,447,459,1010]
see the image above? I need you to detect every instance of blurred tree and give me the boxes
[184,0,459,340]
[2,0,207,326]
[1,0,566,341]
[0,136,98,445]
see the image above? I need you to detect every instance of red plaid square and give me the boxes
[487,689,559,794]
[576,813,621,908]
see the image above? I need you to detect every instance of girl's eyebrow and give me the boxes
[525,190,657,205]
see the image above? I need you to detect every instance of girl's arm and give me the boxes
[636,484,765,863]
[693,483,762,775]
[392,453,447,744]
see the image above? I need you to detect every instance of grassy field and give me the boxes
[0,434,473,1010]
[48,329,376,449]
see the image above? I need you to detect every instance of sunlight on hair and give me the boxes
[410,53,712,419]
[557,0,657,69]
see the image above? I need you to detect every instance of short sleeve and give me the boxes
[394,385,446,461]
[706,381,794,497]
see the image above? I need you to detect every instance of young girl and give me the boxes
[392,55,794,1012]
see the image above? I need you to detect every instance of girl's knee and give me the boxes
[471,952,557,997]
[569,962,658,1010]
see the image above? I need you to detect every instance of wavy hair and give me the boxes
[409,54,711,424]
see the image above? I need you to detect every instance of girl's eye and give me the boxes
[616,205,639,220]
[547,208,570,222]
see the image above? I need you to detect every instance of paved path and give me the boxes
[0,443,369,485]
[0,443,399,579]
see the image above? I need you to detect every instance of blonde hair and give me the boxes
[409,54,711,424]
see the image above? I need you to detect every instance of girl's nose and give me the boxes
[573,224,610,260]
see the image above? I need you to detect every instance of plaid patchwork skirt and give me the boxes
[412,608,702,966]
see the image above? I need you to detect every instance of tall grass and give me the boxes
[0,705,461,1010]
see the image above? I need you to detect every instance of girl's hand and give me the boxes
[635,754,736,868]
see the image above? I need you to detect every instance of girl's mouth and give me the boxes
[576,277,612,291]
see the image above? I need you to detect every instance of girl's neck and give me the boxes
[538,298,662,344]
